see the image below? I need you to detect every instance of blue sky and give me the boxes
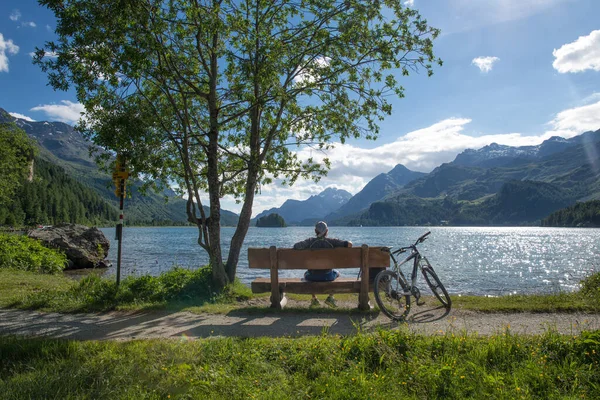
[1,0,600,214]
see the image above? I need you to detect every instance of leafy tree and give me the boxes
[0,124,36,207]
[36,0,441,287]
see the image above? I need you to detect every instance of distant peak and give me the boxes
[319,187,351,196]
[388,164,410,174]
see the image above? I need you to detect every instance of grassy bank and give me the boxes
[1,267,599,314]
[0,267,252,314]
[2,232,599,314]
[1,329,599,399]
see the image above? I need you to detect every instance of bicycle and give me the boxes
[374,231,451,321]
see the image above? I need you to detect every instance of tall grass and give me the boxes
[4,266,251,313]
[0,329,598,399]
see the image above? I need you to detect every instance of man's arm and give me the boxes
[326,238,352,248]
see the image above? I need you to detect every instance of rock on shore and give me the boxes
[28,223,111,270]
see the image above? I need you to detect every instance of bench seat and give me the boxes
[251,277,375,294]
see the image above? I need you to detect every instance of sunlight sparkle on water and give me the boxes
[100,226,600,297]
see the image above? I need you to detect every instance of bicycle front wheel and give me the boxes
[374,270,411,321]
[422,267,452,311]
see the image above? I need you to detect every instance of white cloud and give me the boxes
[404,0,415,7]
[239,99,600,216]
[294,56,330,85]
[553,30,600,73]
[29,51,58,58]
[9,112,35,122]
[9,10,21,21]
[0,33,19,73]
[21,21,36,28]
[472,56,500,73]
[550,100,600,133]
[30,101,86,124]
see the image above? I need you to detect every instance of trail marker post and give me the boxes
[112,154,129,286]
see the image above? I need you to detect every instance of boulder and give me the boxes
[28,223,111,270]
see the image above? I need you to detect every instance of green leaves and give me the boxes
[0,234,67,274]
[0,124,36,208]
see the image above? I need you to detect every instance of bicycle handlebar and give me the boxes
[415,231,431,245]
[390,231,431,256]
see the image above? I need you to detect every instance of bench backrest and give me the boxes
[248,246,390,270]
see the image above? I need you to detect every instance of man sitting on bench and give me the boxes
[293,221,353,307]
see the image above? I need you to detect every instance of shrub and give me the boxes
[580,271,600,301]
[0,233,66,274]
[71,275,119,309]
[118,266,217,304]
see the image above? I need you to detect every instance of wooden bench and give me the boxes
[248,245,389,310]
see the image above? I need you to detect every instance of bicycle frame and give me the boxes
[374,231,451,321]
[390,247,423,299]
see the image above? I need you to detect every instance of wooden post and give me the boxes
[116,181,124,286]
[358,244,370,310]
[269,246,281,308]
[114,155,127,287]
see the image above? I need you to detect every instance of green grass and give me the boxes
[452,292,599,313]
[0,266,252,314]
[0,329,599,399]
[1,267,599,314]
[0,269,75,308]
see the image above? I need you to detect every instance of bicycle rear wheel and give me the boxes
[374,270,411,321]
[422,267,451,311]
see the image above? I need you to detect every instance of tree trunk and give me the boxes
[206,28,229,288]
[206,130,228,287]
[225,165,259,282]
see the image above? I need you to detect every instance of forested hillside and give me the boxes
[0,157,118,226]
[542,200,600,227]
[0,109,241,226]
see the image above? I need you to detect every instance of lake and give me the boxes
[99,226,600,296]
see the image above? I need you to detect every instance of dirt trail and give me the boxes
[1,305,599,341]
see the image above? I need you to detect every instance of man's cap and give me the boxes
[315,221,328,237]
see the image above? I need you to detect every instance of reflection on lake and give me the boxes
[99,226,600,296]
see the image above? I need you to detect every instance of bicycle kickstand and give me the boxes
[415,293,425,306]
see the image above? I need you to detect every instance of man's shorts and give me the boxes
[304,269,340,282]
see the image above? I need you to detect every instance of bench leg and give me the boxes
[358,292,371,311]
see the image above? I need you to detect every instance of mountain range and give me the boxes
[325,164,426,222]
[347,129,600,226]
[253,187,352,225]
[3,106,599,227]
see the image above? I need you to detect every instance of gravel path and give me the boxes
[2,306,599,341]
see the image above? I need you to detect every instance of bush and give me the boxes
[118,266,217,304]
[59,266,220,310]
[0,233,66,274]
[580,271,600,300]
